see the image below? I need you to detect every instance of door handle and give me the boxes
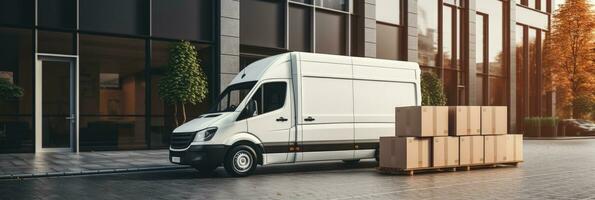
[304,116,315,122]
[276,117,288,122]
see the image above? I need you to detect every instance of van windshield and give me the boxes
[209,81,257,113]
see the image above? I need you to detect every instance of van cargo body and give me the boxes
[168,52,421,176]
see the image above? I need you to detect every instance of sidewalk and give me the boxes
[0,150,189,179]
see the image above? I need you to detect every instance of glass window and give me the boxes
[528,28,538,116]
[478,0,504,76]
[0,27,34,153]
[152,0,213,41]
[489,77,507,106]
[289,4,312,52]
[291,0,312,4]
[240,0,285,48]
[376,0,400,25]
[376,23,401,60]
[515,25,526,131]
[316,0,348,11]
[214,82,256,113]
[79,34,146,150]
[418,0,438,66]
[245,82,287,117]
[540,0,547,12]
[528,0,535,9]
[80,0,149,35]
[315,10,347,55]
[476,75,485,105]
[38,31,74,55]
[443,6,453,69]
[476,13,486,73]
[38,0,76,29]
[262,82,287,113]
[0,0,33,27]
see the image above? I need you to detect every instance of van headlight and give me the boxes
[193,127,218,142]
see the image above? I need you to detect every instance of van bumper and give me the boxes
[169,145,229,166]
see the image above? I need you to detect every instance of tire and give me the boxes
[342,159,360,165]
[224,145,258,177]
[193,164,218,174]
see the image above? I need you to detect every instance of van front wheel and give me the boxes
[224,145,257,177]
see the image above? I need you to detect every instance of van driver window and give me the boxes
[249,82,287,116]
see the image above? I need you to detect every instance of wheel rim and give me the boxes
[233,150,252,173]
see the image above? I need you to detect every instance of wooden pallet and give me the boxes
[378,161,522,175]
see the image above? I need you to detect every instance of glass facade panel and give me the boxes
[38,0,76,29]
[289,4,312,52]
[489,77,507,106]
[0,27,33,153]
[240,0,285,48]
[376,23,401,60]
[315,10,346,55]
[476,75,485,105]
[0,0,34,27]
[528,28,539,116]
[376,0,400,25]
[486,1,504,76]
[476,14,486,73]
[150,40,212,147]
[79,34,146,150]
[316,0,348,11]
[38,31,74,55]
[418,0,438,66]
[152,0,213,41]
[515,25,526,131]
[443,6,453,69]
[80,0,149,35]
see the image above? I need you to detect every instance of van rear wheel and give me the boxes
[224,145,257,177]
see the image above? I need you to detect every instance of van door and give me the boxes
[245,80,294,164]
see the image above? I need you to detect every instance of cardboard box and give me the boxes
[507,134,523,161]
[448,106,481,136]
[396,106,449,137]
[379,137,430,169]
[481,106,508,135]
[432,137,460,167]
[484,135,508,163]
[459,135,485,165]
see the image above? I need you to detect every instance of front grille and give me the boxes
[170,132,197,149]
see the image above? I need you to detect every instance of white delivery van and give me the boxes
[169,52,421,176]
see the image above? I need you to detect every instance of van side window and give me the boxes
[239,81,287,120]
[262,82,286,113]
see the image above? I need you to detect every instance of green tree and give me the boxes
[158,41,209,126]
[0,78,23,100]
[421,72,447,106]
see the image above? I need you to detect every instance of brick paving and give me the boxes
[0,150,187,179]
[0,140,594,199]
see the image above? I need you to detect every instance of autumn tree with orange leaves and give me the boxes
[543,0,595,119]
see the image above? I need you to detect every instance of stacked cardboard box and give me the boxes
[380,105,523,172]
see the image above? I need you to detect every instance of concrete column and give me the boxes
[363,0,377,58]
[405,0,418,62]
[219,0,240,92]
[466,0,477,106]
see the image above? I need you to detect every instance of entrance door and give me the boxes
[35,54,78,152]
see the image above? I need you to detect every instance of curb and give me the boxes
[0,166,191,180]
[524,136,595,140]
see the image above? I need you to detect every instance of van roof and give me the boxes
[228,52,419,86]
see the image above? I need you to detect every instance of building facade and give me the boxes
[0,0,552,153]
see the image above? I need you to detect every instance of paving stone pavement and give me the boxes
[0,140,594,199]
[0,150,187,178]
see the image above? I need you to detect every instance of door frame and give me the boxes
[35,53,79,153]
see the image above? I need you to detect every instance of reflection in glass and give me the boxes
[80,0,149,35]
[79,34,146,150]
[489,77,507,106]
[152,0,213,41]
[515,25,526,131]
[0,27,33,153]
[376,0,400,25]
[376,23,401,60]
[528,28,539,116]
[240,0,285,48]
[38,0,76,29]
[476,14,485,73]
[418,0,438,66]
[315,10,347,55]
[289,4,312,52]
[42,61,71,148]
[38,31,74,55]
[443,6,453,69]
